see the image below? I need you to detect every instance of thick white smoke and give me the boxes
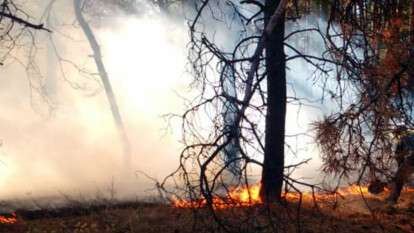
[0,1,189,202]
[0,1,337,204]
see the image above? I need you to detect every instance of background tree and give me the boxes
[74,0,131,165]
[315,0,414,188]
[0,0,50,64]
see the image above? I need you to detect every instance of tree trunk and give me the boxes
[260,0,286,203]
[73,0,131,165]
[222,68,240,176]
[411,0,414,44]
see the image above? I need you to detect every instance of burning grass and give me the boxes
[0,185,413,233]
[0,212,16,224]
[172,183,414,210]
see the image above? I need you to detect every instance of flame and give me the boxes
[0,212,17,224]
[172,184,414,209]
[337,184,370,196]
[173,184,262,209]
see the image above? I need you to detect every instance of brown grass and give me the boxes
[0,192,413,233]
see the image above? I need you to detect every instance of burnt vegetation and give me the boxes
[314,0,414,195]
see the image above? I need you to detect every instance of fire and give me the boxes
[173,184,262,209]
[172,184,414,209]
[0,212,17,224]
[337,184,370,196]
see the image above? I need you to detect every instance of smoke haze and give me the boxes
[0,1,188,201]
[0,1,336,204]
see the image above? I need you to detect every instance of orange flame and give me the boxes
[172,184,414,209]
[173,184,262,209]
[0,212,17,224]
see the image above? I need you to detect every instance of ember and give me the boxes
[0,212,17,224]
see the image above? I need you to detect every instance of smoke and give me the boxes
[0,1,189,201]
[0,0,344,204]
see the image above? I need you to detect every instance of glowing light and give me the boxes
[173,184,262,209]
[99,16,188,118]
[172,183,414,209]
[0,212,17,224]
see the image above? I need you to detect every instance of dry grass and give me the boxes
[0,192,413,233]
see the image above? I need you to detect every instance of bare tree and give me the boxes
[259,0,287,203]
[161,0,332,212]
[314,0,414,198]
[0,0,51,64]
[74,0,131,165]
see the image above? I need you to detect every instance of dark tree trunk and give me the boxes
[411,1,414,44]
[260,0,286,203]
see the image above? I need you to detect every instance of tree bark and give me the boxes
[222,68,240,176]
[260,0,286,203]
[73,0,131,165]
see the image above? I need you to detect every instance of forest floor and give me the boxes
[0,191,413,233]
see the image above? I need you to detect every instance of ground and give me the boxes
[0,191,413,233]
